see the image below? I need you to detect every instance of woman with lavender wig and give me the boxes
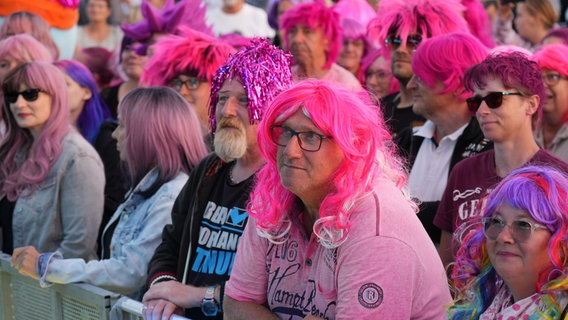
[449,165,568,319]
[11,87,208,298]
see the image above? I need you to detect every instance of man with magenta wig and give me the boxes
[368,0,470,137]
[141,27,235,144]
[280,1,362,91]
[396,32,492,245]
[224,80,451,318]
[142,38,293,320]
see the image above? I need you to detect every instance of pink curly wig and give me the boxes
[120,0,213,55]
[368,0,470,48]
[412,32,488,101]
[141,27,235,87]
[280,1,342,69]
[249,79,410,248]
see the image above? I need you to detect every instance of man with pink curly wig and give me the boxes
[280,0,362,90]
[368,0,470,137]
[141,27,235,143]
[223,80,451,318]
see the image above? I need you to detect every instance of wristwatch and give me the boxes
[201,285,219,317]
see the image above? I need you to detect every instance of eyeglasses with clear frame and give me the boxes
[171,77,200,92]
[481,216,549,242]
[270,125,332,152]
[542,73,568,86]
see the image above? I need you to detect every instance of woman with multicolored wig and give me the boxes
[531,44,568,163]
[0,62,104,261]
[224,80,451,319]
[11,87,208,298]
[55,59,127,258]
[361,46,399,104]
[0,11,60,60]
[449,165,568,319]
[141,26,234,137]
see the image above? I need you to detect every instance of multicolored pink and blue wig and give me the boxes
[0,11,60,60]
[208,38,293,134]
[141,27,235,87]
[449,165,568,319]
[368,0,469,49]
[54,60,111,144]
[120,0,212,56]
[361,46,399,96]
[0,34,54,69]
[464,51,546,114]
[118,87,208,190]
[542,28,568,46]
[249,79,411,248]
[280,1,342,69]
[461,0,495,48]
[0,62,70,201]
[412,32,488,101]
[532,44,568,123]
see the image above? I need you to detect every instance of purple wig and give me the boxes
[368,0,469,48]
[412,32,488,101]
[249,79,411,248]
[118,87,208,187]
[0,11,60,60]
[280,1,342,69]
[120,0,213,56]
[55,60,111,144]
[543,27,568,46]
[0,62,70,201]
[208,38,294,134]
[450,165,568,319]
[141,27,235,87]
[464,51,546,113]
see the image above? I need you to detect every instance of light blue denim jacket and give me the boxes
[12,132,104,261]
[39,168,188,297]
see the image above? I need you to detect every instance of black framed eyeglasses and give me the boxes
[171,77,200,92]
[384,34,422,52]
[270,125,331,152]
[481,217,548,242]
[4,88,44,104]
[542,73,567,86]
[466,91,523,113]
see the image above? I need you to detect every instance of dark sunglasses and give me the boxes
[4,89,44,104]
[384,34,423,51]
[466,91,523,113]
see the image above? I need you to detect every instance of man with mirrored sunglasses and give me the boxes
[434,52,568,270]
[368,0,470,138]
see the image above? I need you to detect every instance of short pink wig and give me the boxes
[141,27,235,87]
[532,44,568,122]
[412,32,488,101]
[368,0,469,48]
[120,0,213,55]
[0,34,54,66]
[249,79,410,248]
[1,62,70,200]
[280,1,342,69]
[0,11,60,60]
[118,87,208,185]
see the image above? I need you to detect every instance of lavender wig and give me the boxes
[0,34,54,67]
[118,87,208,188]
[0,62,70,201]
[464,51,546,112]
[280,1,342,69]
[120,0,213,56]
[368,0,469,49]
[141,27,235,87]
[0,11,60,60]
[250,79,411,248]
[55,60,111,144]
[412,32,488,101]
[208,38,294,134]
[450,165,568,319]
